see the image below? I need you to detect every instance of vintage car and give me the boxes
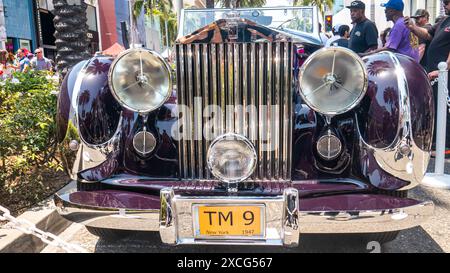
[54,6,434,246]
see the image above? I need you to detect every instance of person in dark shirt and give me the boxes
[334,25,350,48]
[406,0,450,153]
[412,9,432,68]
[380,27,392,47]
[362,0,419,61]
[406,1,450,82]
[347,1,379,53]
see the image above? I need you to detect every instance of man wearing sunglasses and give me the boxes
[30,48,53,72]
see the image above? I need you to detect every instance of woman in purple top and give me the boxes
[361,0,419,62]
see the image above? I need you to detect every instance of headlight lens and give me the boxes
[109,48,172,113]
[316,132,342,160]
[299,47,367,116]
[207,133,257,183]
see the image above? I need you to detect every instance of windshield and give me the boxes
[179,7,317,38]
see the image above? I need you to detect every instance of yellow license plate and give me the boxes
[194,205,264,238]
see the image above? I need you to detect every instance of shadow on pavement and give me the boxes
[93,227,444,253]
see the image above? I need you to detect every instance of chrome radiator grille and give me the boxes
[175,42,293,181]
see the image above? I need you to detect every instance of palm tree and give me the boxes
[133,0,177,48]
[293,0,335,18]
[52,0,90,77]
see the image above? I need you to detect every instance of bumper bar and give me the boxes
[54,186,434,246]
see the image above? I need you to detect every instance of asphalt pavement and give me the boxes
[41,159,450,253]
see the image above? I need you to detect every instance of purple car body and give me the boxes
[54,7,434,246]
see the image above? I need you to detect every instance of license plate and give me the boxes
[193,205,265,238]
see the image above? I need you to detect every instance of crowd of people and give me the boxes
[321,0,449,84]
[323,0,450,152]
[0,47,54,80]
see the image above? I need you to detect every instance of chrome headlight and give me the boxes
[316,132,342,160]
[207,133,257,184]
[299,47,368,116]
[109,48,172,113]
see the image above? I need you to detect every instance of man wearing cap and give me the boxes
[406,0,450,81]
[347,1,379,54]
[362,0,419,62]
[406,0,450,154]
[413,9,432,67]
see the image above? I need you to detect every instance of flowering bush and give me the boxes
[0,71,66,210]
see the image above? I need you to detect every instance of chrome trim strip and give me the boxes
[211,43,219,141]
[299,201,434,233]
[266,42,272,179]
[194,44,203,178]
[187,45,195,179]
[274,42,281,180]
[202,44,211,179]
[218,43,226,138]
[243,43,248,138]
[258,43,265,180]
[356,51,430,190]
[234,43,241,135]
[178,45,189,178]
[283,188,299,246]
[249,43,257,180]
[160,188,176,244]
[283,42,291,180]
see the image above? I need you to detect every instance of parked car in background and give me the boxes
[54,6,434,246]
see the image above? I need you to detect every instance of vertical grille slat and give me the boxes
[201,44,210,179]
[176,41,292,182]
[194,44,203,178]
[258,43,265,180]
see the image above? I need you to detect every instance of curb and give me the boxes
[0,183,73,253]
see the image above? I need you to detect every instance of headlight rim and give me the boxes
[108,47,173,114]
[206,133,258,184]
[299,46,368,116]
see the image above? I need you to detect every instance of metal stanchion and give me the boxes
[422,62,450,189]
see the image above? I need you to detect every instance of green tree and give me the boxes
[293,0,335,18]
[133,0,177,48]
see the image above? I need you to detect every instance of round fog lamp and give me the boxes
[207,133,257,183]
[316,133,342,160]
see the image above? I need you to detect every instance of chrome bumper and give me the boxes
[54,186,434,246]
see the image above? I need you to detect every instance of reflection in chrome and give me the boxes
[283,188,299,247]
[54,185,434,245]
[176,39,293,182]
[207,133,257,184]
[299,47,368,116]
[64,58,123,180]
[108,48,172,114]
[133,130,157,156]
[356,51,430,190]
[159,188,176,244]
[316,131,342,160]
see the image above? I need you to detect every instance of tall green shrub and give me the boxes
[0,71,61,191]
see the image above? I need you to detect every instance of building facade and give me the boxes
[2,0,37,53]
[34,0,101,60]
